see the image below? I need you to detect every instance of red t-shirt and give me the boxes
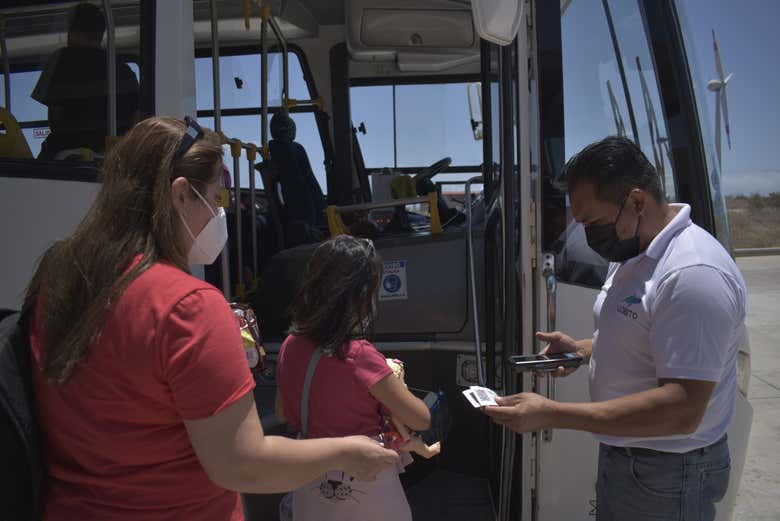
[276,335,392,438]
[29,261,255,521]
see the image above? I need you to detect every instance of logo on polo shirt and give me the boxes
[617,295,640,319]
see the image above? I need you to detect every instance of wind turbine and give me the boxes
[707,30,732,170]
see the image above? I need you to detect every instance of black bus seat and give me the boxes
[254,111,327,249]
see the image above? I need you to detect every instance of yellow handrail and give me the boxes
[326,193,444,237]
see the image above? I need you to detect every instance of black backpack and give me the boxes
[0,309,46,521]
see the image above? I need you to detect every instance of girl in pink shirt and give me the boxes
[276,236,431,521]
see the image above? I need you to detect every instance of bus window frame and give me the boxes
[639,0,717,237]
[349,73,484,175]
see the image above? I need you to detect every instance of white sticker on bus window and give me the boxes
[379,260,408,301]
[34,128,50,140]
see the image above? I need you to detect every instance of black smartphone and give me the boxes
[507,352,583,372]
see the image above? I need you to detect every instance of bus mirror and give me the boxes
[471,0,523,46]
[467,83,483,141]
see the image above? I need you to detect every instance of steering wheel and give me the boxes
[413,157,452,190]
[410,157,465,228]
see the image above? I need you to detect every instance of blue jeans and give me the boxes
[596,436,731,521]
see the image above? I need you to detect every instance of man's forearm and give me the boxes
[548,383,699,437]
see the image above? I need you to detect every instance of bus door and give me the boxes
[528,0,716,519]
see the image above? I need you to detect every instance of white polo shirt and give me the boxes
[589,204,747,452]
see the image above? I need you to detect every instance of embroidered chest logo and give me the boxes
[616,295,641,320]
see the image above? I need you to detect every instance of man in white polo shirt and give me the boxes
[484,137,747,521]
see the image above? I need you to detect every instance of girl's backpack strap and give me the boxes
[300,348,324,439]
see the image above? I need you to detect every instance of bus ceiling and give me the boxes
[2,0,522,64]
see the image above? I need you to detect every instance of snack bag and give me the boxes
[230,303,266,376]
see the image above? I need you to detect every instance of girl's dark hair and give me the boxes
[288,236,381,358]
[24,117,223,384]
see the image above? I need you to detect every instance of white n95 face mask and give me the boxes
[179,185,228,265]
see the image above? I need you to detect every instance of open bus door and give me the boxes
[527,1,753,520]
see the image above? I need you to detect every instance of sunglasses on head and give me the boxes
[172,116,204,163]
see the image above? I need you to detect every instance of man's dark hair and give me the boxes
[561,136,665,205]
[68,3,106,44]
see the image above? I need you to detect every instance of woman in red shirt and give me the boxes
[275,236,432,521]
[24,117,398,521]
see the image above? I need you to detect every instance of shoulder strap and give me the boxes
[300,348,324,439]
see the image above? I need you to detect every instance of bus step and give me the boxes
[406,469,495,521]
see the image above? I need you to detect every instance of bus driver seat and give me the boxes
[259,111,327,248]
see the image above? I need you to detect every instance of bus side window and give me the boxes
[551,0,679,288]
[2,3,141,162]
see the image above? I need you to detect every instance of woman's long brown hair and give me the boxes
[24,117,223,384]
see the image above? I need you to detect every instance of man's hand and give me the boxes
[536,331,590,377]
[483,393,556,433]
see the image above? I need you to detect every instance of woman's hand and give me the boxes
[340,436,400,481]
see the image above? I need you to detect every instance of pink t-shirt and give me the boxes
[30,261,255,521]
[276,336,392,438]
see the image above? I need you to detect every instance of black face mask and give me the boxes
[584,195,641,262]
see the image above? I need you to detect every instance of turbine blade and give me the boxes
[713,30,726,82]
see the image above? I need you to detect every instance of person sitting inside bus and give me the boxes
[31,3,139,161]
[268,110,328,231]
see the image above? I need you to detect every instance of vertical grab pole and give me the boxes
[466,176,485,387]
[209,0,231,298]
[101,0,117,138]
[267,14,288,104]
[230,139,244,295]
[260,5,269,150]
[281,34,288,103]
[0,17,11,112]
[245,144,259,278]
[209,0,221,133]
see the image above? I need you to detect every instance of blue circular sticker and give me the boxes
[383,274,402,293]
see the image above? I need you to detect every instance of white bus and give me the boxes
[0,1,752,520]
